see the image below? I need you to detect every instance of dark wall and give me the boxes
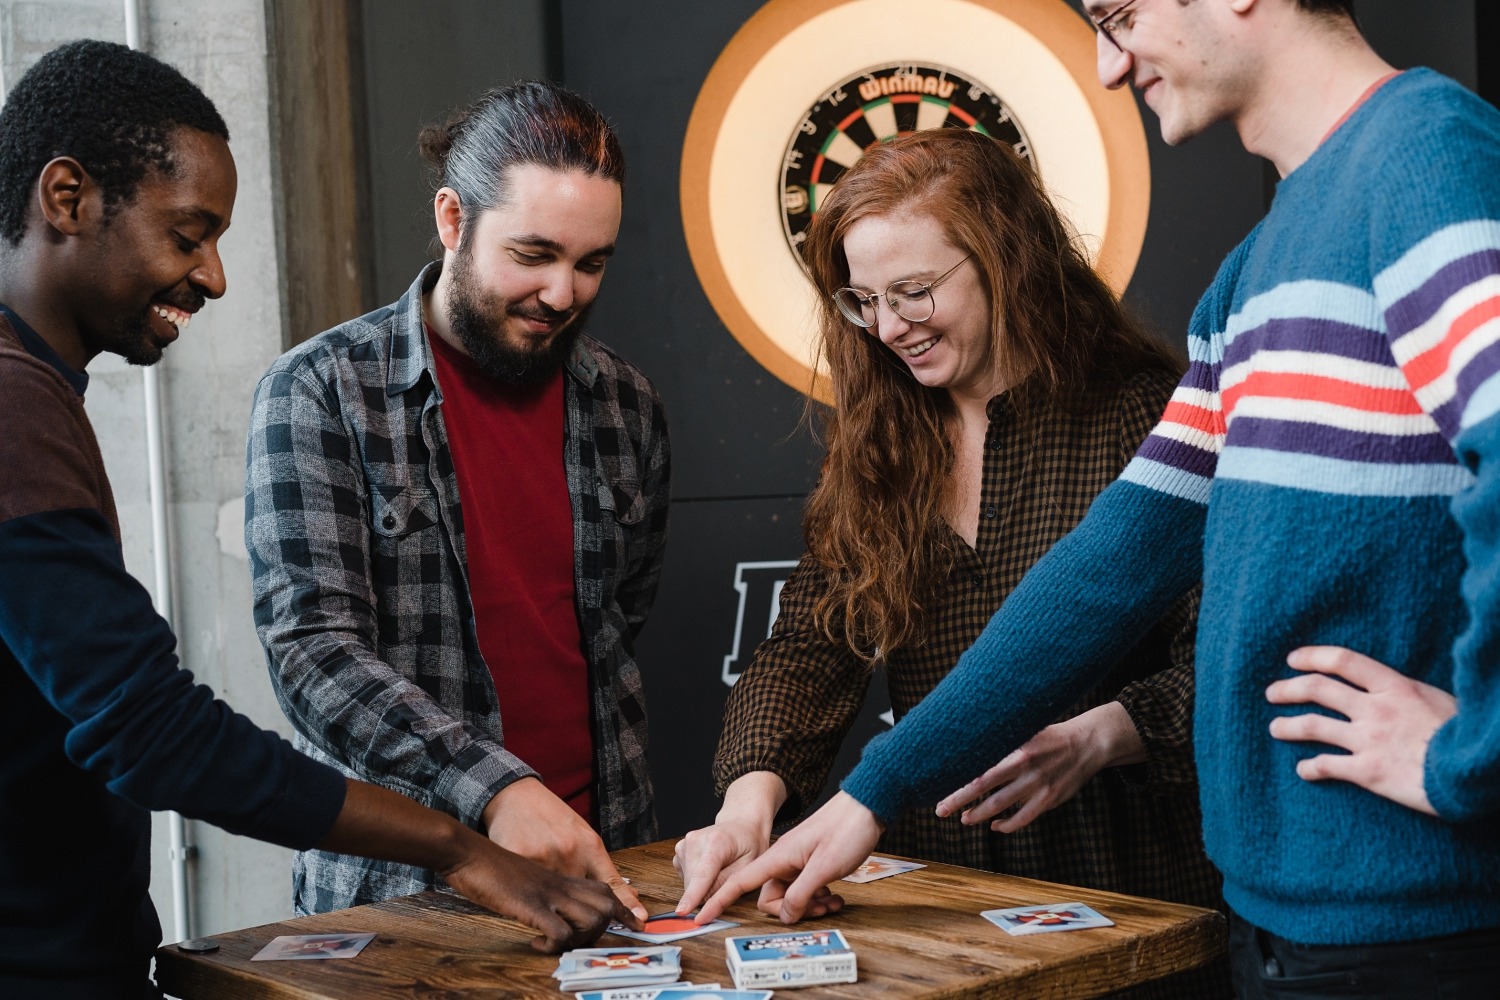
[360,1,1485,841]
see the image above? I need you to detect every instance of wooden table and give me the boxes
[154,839,1224,998]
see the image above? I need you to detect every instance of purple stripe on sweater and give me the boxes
[1224,316,1394,369]
[1430,338,1500,436]
[1455,337,1500,408]
[1228,416,1457,465]
[1182,358,1218,393]
[1137,433,1219,479]
[1386,248,1500,338]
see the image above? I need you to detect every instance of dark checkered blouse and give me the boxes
[714,360,1229,999]
[246,265,668,915]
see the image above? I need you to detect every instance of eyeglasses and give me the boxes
[833,255,972,329]
[1093,0,1142,52]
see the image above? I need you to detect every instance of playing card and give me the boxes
[607,911,739,944]
[981,902,1115,936]
[250,932,376,961]
[840,855,926,883]
[573,985,696,1000]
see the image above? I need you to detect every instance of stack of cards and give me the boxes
[576,988,770,1000]
[553,945,682,992]
[724,929,857,989]
[980,901,1116,936]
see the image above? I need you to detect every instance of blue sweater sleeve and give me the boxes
[1366,93,1500,821]
[1426,408,1500,819]
[842,478,1206,822]
[0,507,346,848]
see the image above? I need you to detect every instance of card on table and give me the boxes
[607,911,739,944]
[840,855,926,883]
[980,902,1115,936]
[573,985,702,1000]
[250,932,376,961]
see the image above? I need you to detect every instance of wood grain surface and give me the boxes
[155,839,1224,999]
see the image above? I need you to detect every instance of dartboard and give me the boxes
[682,0,1150,403]
[781,63,1033,258]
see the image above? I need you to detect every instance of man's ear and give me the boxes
[34,157,96,237]
[434,186,464,252]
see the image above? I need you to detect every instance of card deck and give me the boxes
[980,902,1115,936]
[724,929,857,989]
[554,945,683,991]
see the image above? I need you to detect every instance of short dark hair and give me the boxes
[0,39,229,246]
[418,79,623,239]
[1296,0,1356,16]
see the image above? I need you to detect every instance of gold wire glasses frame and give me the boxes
[833,255,973,329]
[1093,0,1142,52]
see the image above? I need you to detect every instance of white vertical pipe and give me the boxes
[124,0,195,946]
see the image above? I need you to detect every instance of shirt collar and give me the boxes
[0,303,89,395]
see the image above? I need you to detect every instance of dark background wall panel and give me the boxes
[560,1,824,502]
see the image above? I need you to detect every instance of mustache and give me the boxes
[160,289,207,314]
[510,303,571,324]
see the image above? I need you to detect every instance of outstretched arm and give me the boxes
[327,779,639,951]
[701,476,1209,922]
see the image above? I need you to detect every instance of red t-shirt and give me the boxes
[427,328,596,825]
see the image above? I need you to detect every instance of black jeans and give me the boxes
[1229,911,1500,999]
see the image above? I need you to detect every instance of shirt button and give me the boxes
[1264,957,1282,978]
[984,505,997,519]
[382,514,397,529]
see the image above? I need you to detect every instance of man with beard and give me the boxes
[1,43,635,999]
[245,80,669,919]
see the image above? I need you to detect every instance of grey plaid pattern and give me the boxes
[715,361,1228,999]
[246,264,668,914]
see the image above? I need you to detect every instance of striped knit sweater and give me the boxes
[843,69,1500,945]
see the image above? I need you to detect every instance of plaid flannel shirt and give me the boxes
[714,360,1228,999]
[246,264,668,914]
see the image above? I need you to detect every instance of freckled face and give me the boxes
[841,211,1000,405]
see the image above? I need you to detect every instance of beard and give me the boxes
[105,314,168,366]
[98,287,204,367]
[445,245,587,387]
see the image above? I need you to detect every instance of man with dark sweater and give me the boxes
[0,40,632,1000]
[701,2,1500,996]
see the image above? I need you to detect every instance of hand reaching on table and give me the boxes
[696,791,882,925]
[673,771,842,920]
[483,776,648,921]
[319,779,640,952]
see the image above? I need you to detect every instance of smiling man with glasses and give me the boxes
[702,2,1500,996]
